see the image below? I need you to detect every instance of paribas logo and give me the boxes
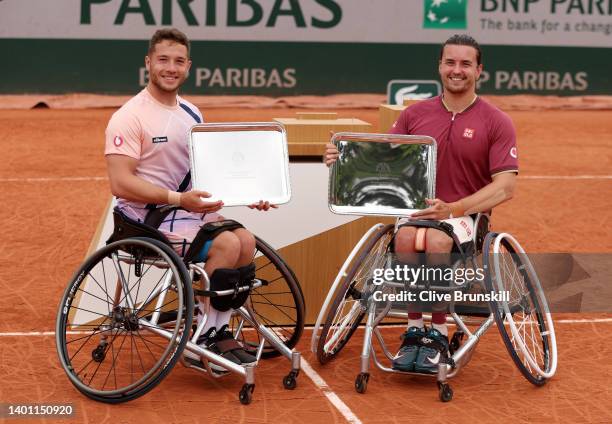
[81,0,342,28]
[423,0,468,29]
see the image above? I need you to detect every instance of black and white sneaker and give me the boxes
[184,326,241,372]
[215,324,257,364]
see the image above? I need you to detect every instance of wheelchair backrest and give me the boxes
[106,208,172,246]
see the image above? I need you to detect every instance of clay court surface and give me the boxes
[1,101,611,423]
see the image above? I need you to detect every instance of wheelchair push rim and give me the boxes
[230,236,305,359]
[55,238,193,401]
[484,232,557,383]
[317,224,395,364]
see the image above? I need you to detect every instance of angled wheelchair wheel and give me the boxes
[56,238,194,403]
[316,224,395,364]
[230,236,305,359]
[483,232,557,385]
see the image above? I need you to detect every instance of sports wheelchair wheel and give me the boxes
[56,238,194,403]
[483,232,557,385]
[230,236,305,359]
[316,224,395,364]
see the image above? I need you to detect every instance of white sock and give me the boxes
[432,323,448,337]
[408,319,424,330]
[215,309,233,330]
[198,303,217,335]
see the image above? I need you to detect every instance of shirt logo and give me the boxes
[460,219,472,237]
[463,128,475,139]
[152,136,168,144]
[113,136,123,147]
[510,147,518,159]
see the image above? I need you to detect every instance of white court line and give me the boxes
[301,359,362,424]
[2,318,611,337]
[556,318,612,323]
[318,317,612,330]
[0,176,108,182]
[1,175,611,183]
[0,331,82,337]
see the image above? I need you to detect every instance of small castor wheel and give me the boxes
[449,331,464,354]
[91,345,106,363]
[354,372,369,394]
[438,382,453,402]
[239,383,255,405]
[283,370,299,390]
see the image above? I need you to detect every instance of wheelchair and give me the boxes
[55,207,305,405]
[311,213,558,402]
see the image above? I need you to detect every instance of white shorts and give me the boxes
[158,209,222,249]
[397,215,475,244]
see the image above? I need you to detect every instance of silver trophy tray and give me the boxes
[189,122,291,206]
[329,133,436,217]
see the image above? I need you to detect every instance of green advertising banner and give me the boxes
[0,0,611,95]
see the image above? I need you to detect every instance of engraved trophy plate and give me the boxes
[328,133,436,216]
[189,123,291,206]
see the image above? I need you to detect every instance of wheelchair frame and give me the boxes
[56,218,304,405]
[312,216,557,402]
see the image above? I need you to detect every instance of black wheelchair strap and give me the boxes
[177,172,191,193]
[143,205,184,229]
[183,219,244,264]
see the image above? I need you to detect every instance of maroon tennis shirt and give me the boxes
[389,96,519,203]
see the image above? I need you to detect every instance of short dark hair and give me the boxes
[440,34,482,65]
[148,28,190,56]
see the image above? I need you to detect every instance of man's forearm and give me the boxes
[452,174,515,216]
[109,172,173,205]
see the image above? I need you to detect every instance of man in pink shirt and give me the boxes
[325,35,518,373]
[105,29,273,368]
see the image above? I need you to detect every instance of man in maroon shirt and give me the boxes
[325,35,518,373]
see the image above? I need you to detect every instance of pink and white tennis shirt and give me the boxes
[104,88,202,221]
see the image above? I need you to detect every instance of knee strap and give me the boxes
[209,268,241,312]
[230,263,256,309]
[183,219,244,264]
[208,263,255,312]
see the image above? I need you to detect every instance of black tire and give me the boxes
[56,238,193,403]
[317,224,395,364]
[230,237,305,359]
[483,232,555,386]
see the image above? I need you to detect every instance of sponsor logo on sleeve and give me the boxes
[510,147,518,158]
[113,136,123,147]
[152,136,168,144]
